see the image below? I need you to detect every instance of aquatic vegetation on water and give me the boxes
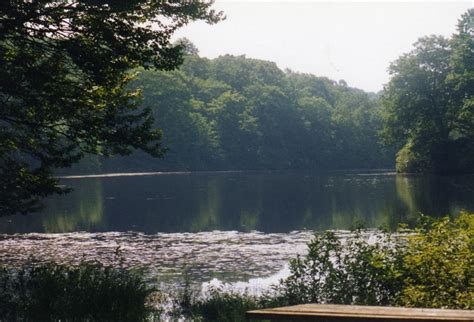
[0,230,313,287]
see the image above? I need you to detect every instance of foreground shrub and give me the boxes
[0,261,157,321]
[399,211,473,309]
[281,230,404,306]
[189,288,261,321]
[175,285,288,322]
[281,212,473,309]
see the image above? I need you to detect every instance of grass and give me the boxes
[0,261,159,321]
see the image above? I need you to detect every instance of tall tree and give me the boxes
[448,9,474,141]
[381,10,474,173]
[0,0,222,216]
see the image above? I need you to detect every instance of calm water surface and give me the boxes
[0,171,473,288]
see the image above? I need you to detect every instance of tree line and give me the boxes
[73,9,473,175]
[76,49,394,173]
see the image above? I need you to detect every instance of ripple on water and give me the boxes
[0,231,315,287]
[0,230,378,291]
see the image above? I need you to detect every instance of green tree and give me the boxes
[211,91,258,168]
[132,69,222,170]
[175,37,200,56]
[333,90,388,168]
[382,36,452,172]
[449,9,474,140]
[296,96,332,167]
[447,9,474,171]
[0,0,223,216]
[381,9,474,173]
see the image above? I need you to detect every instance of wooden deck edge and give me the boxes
[246,306,474,322]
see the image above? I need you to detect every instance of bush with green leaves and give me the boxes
[0,261,158,321]
[399,211,473,309]
[281,212,473,309]
[281,230,404,306]
[177,286,287,322]
[186,288,261,322]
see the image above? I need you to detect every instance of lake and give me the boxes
[0,171,473,289]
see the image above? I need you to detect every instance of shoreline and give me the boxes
[56,168,397,179]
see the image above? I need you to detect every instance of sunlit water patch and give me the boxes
[0,230,322,289]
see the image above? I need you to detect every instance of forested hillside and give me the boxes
[51,9,474,176]
[71,49,394,173]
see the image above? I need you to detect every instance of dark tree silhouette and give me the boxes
[0,0,223,216]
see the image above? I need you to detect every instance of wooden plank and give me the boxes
[246,304,474,321]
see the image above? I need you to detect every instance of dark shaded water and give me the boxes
[1,171,473,234]
[0,171,473,288]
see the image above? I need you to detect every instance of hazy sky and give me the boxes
[173,1,472,92]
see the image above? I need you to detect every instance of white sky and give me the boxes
[173,1,473,92]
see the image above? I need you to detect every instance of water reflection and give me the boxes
[42,179,104,232]
[0,171,473,234]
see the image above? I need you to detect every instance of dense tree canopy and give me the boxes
[88,53,393,173]
[0,1,222,216]
[381,9,474,173]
